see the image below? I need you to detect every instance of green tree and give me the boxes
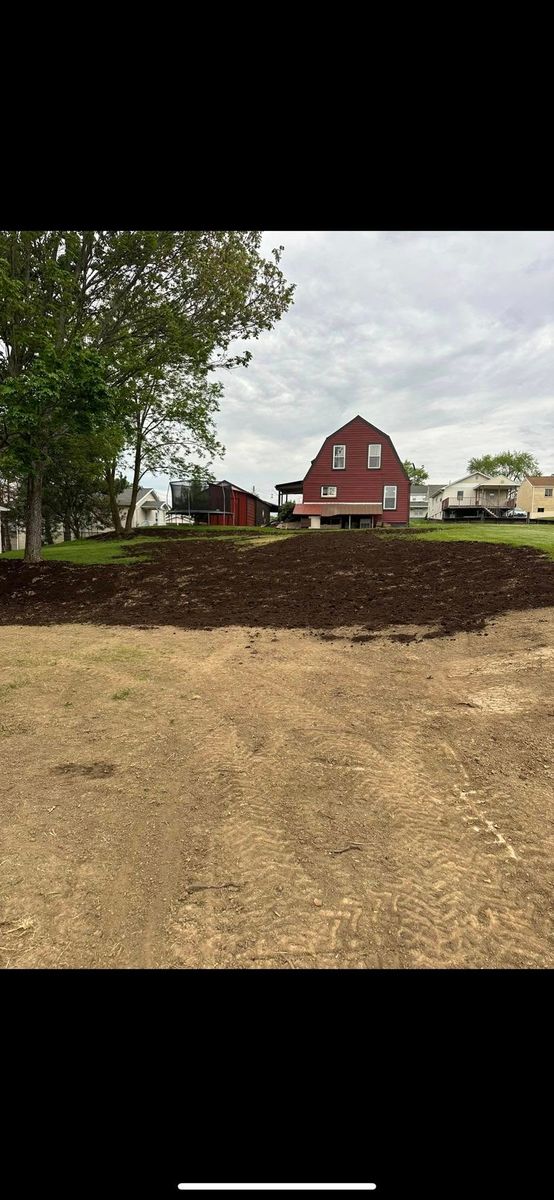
[467,451,540,483]
[0,231,294,558]
[119,367,224,533]
[402,461,429,485]
[278,500,296,522]
[0,344,111,559]
[42,432,126,542]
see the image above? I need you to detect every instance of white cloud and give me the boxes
[148,230,554,503]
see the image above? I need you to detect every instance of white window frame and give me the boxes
[545,488,553,497]
[332,444,346,470]
[383,485,397,511]
[368,443,382,469]
[321,485,337,497]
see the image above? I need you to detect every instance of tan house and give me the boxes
[516,476,554,520]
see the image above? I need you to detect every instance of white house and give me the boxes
[410,484,446,520]
[117,487,169,528]
[428,473,519,520]
[428,473,492,519]
[0,505,9,553]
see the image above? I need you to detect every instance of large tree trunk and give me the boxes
[124,434,143,534]
[105,463,123,536]
[24,470,43,563]
[63,516,72,542]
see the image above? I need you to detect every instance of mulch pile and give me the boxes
[1,531,554,638]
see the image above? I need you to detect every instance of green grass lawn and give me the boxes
[0,526,293,565]
[412,520,554,560]
[1,537,160,565]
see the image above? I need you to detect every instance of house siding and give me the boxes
[517,479,554,519]
[302,416,410,524]
[428,474,491,520]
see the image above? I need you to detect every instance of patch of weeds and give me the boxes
[0,678,30,695]
[111,688,131,700]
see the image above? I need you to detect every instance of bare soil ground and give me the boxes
[2,530,554,636]
[1,608,553,968]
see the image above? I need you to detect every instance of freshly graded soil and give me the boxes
[1,530,554,638]
[1,610,553,968]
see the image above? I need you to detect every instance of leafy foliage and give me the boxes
[402,461,429,485]
[467,451,540,483]
[0,231,295,558]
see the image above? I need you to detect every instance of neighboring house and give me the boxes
[516,475,554,520]
[117,487,169,529]
[409,484,445,520]
[0,487,170,550]
[169,480,276,526]
[282,415,410,529]
[428,473,517,520]
[0,505,9,553]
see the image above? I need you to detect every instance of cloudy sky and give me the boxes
[145,230,554,504]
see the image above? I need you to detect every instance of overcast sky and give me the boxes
[145,230,554,504]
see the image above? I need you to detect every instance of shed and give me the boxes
[170,480,277,527]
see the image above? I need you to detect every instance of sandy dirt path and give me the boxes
[1,610,553,968]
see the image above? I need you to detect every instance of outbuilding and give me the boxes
[170,480,276,526]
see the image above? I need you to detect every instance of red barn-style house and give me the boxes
[277,415,410,529]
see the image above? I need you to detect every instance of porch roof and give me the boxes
[275,480,304,493]
[294,502,383,516]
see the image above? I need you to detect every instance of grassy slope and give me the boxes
[1,537,159,565]
[3,520,554,566]
[0,527,291,565]
[412,521,554,560]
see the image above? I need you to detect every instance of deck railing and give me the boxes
[442,497,515,510]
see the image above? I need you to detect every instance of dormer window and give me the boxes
[333,444,346,469]
[368,444,382,469]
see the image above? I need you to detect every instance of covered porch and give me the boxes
[275,480,304,508]
[293,502,383,529]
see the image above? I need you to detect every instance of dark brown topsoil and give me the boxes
[1,531,554,637]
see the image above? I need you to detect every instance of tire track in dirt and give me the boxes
[168,639,407,967]
[2,612,553,969]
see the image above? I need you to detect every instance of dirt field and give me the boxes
[3,529,554,636]
[1,606,553,968]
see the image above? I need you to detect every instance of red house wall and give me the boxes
[204,484,264,526]
[234,491,249,525]
[303,416,410,524]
